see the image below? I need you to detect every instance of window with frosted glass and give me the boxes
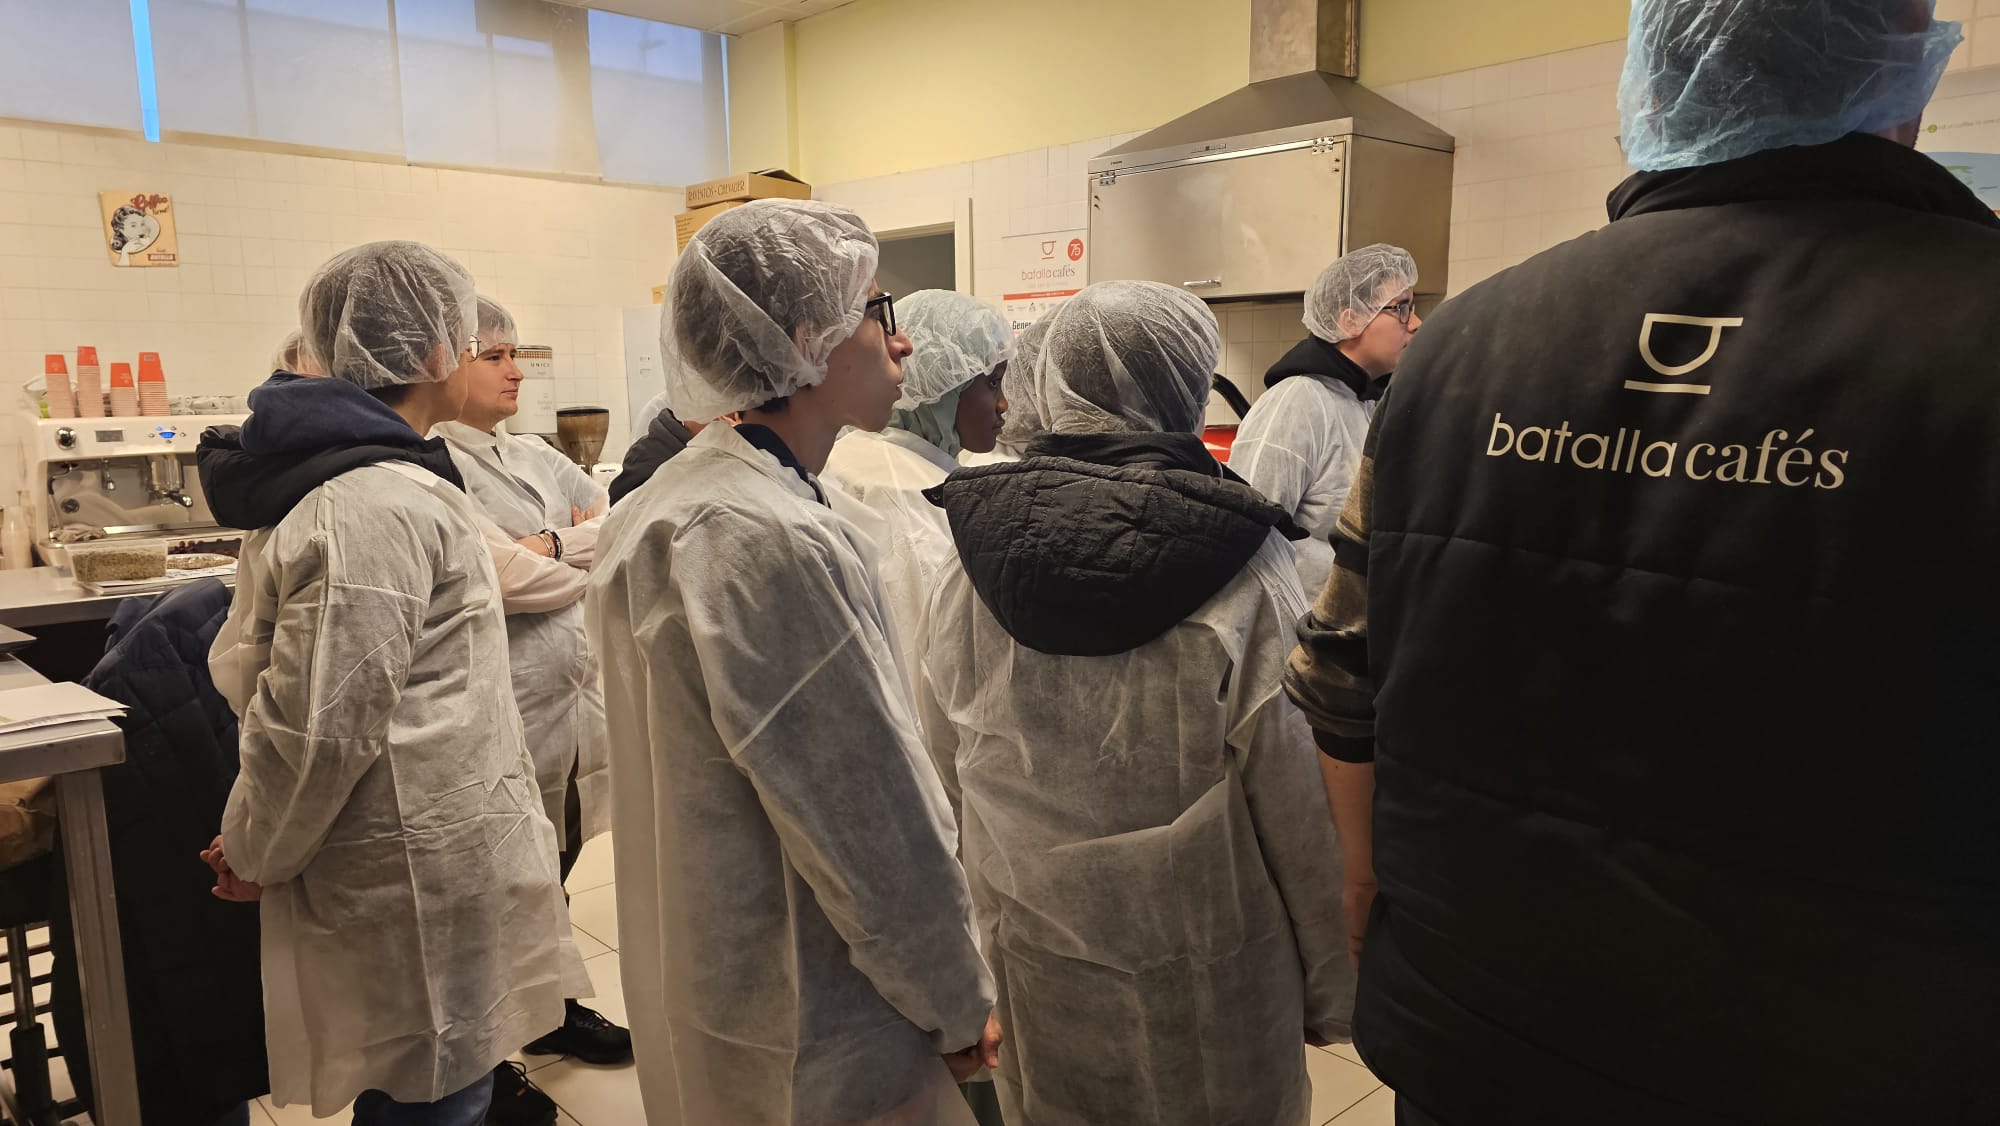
[588,8,728,187]
[0,0,144,130]
[397,0,600,176]
[151,0,404,155]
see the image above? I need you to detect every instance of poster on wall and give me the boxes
[99,191,179,267]
[999,230,1087,334]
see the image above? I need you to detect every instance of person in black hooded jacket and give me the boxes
[1284,2,2000,1124]
[607,391,697,506]
[918,280,1354,1126]
[44,578,266,1126]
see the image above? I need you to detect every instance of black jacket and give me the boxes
[1263,333,1384,401]
[1353,135,2000,1125]
[608,406,694,506]
[926,432,1297,655]
[197,372,463,530]
[49,579,268,1124]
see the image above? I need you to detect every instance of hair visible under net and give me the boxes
[664,199,880,422]
[1619,0,1962,172]
[299,241,476,390]
[1303,244,1419,344]
[475,295,518,349]
[1033,281,1219,437]
[270,329,325,376]
[895,290,1013,408]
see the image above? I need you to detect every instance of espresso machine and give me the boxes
[10,413,247,566]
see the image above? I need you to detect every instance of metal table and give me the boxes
[0,658,137,1126]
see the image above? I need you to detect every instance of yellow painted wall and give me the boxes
[1359,0,1627,86]
[743,0,1630,186]
[728,22,799,174]
[789,0,1251,184]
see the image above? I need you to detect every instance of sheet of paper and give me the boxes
[0,682,126,735]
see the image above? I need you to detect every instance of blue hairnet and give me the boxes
[1619,0,1961,172]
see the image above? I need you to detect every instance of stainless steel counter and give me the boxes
[0,658,138,1126]
[0,567,232,628]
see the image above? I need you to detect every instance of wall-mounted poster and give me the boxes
[999,230,1087,334]
[99,191,178,267]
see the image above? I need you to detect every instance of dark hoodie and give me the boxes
[608,405,696,506]
[924,432,1300,657]
[197,372,464,531]
[1263,333,1386,400]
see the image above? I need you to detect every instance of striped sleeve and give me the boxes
[1282,408,1381,763]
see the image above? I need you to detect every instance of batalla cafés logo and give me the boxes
[1482,313,1849,490]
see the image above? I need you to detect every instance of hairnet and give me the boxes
[664,199,879,422]
[1035,281,1218,436]
[299,240,475,390]
[270,329,323,376]
[895,289,1012,408]
[1619,0,1962,172]
[1303,245,1418,344]
[994,314,1053,451]
[475,294,518,349]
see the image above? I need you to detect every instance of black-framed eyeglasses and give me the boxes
[865,292,897,337]
[1376,298,1417,326]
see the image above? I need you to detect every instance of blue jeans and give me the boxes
[351,1073,496,1126]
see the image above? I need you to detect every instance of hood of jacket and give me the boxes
[924,431,1297,657]
[1263,333,1387,400]
[196,373,464,530]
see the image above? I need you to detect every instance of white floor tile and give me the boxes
[569,919,610,961]
[565,834,616,896]
[248,1099,279,1124]
[1329,1039,1366,1068]
[1306,1046,1381,1125]
[1332,1085,1396,1124]
[529,1051,644,1125]
[568,884,618,952]
[577,951,628,1030]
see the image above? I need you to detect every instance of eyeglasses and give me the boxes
[1376,298,1417,326]
[865,292,897,337]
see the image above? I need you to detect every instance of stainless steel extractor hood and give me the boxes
[1088,0,1454,302]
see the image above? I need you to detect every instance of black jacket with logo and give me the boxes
[1329,135,2000,1124]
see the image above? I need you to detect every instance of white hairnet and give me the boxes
[1303,244,1419,344]
[664,199,880,422]
[994,314,1053,451]
[1619,0,1962,172]
[299,240,475,391]
[1034,281,1218,436]
[475,294,517,349]
[895,290,1012,408]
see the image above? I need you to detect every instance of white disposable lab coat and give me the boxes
[1229,375,1375,597]
[917,535,1354,1126]
[212,461,585,1115]
[586,423,991,1126]
[436,421,610,841]
[823,427,961,706]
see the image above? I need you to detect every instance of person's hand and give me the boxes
[1344,878,1378,967]
[199,835,262,902]
[515,532,554,557]
[942,1012,1003,1082]
[571,506,586,528]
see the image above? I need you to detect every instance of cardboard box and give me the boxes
[683,168,812,209]
[675,200,751,251]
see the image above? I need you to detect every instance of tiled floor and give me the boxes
[23,832,1392,1125]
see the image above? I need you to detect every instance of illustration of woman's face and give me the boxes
[113,211,160,254]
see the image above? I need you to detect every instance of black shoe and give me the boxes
[485,1060,558,1126]
[522,999,634,1066]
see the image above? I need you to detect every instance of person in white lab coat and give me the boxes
[586,199,999,1126]
[434,297,632,1083]
[824,288,1010,703]
[1229,244,1421,596]
[195,241,585,1125]
[918,280,1354,1126]
[958,313,1051,468]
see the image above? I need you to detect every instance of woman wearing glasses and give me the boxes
[1230,244,1421,597]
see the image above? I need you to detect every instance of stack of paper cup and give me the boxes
[137,352,169,416]
[109,362,139,416]
[44,354,76,418]
[74,347,103,418]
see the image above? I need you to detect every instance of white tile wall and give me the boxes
[0,123,683,481]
